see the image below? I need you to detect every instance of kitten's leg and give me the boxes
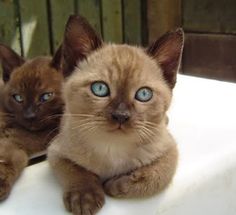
[104,144,178,198]
[0,141,28,200]
[48,155,105,215]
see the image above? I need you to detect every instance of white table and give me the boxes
[1,75,236,215]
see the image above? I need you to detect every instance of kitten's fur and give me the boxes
[0,44,64,200]
[48,15,184,215]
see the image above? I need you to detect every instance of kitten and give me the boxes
[48,15,184,215]
[0,44,64,200]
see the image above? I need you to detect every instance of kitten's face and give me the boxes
[64,45,171,142]
[1,56,64,131]
[59,15,183,143]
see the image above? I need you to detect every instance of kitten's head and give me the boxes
[0,44,64,131]
[61,16,183,143]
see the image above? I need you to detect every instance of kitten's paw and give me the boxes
[104,172,146,198]
[0,178,11,201]
[63,188,105,215]
[103,174,134,197]
[0,165,11,200]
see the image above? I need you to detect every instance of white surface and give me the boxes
[0,74,236,215]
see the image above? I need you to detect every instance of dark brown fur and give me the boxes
[0,44,64,200]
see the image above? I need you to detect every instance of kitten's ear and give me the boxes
[147,29,184,89]
[51,45,62,71]
[62,15,103,77]
[0,44,25,82]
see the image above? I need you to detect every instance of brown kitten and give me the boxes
[0,44,64,200]
[48,15,184,215]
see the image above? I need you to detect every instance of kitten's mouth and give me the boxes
[20,121,44,131]
[107,123,127,132]
[29,125,41,131]
[24,123,41,131]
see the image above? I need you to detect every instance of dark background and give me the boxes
[1,0,236,82]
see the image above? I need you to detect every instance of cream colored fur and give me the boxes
[48,45,175,181]
[47,15,183,215]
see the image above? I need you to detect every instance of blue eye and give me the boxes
[12,94,23,103]
[91,82,110,97]
[135,87,153,102]
[40,92,53,102]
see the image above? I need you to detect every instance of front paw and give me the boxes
[0,164,12,200]
[63,188,105,215]
[104,172,146,198]
[103,175,130,197]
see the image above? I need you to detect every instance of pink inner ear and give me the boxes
[155,37,183,65]
[147,29,184,88]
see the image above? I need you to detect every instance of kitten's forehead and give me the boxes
[9,57,61,91]
[81,44,163,84]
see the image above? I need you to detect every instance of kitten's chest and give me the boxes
[61,137,159,181]
[87,142,136,180]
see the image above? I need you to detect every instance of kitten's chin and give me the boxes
[22,124,44,132]
[28,125,43,131]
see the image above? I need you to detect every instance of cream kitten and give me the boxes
[48,15,184,215]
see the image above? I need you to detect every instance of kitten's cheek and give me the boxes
[5,99,15,112]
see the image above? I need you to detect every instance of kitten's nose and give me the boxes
[24,107,36,120]
[111,111,130,124]
[111,103,130,124]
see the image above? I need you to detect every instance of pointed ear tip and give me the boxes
[0,43,8,52]
[0,43,19,54]
[173,28,184,42]
[0,44,17,59]
[68,14,77,19]
[68,14,79,21]
[67,15,78,25]
[67,14,87,25]
[175,27,184,34]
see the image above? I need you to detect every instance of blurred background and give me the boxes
[0,0,236,82]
